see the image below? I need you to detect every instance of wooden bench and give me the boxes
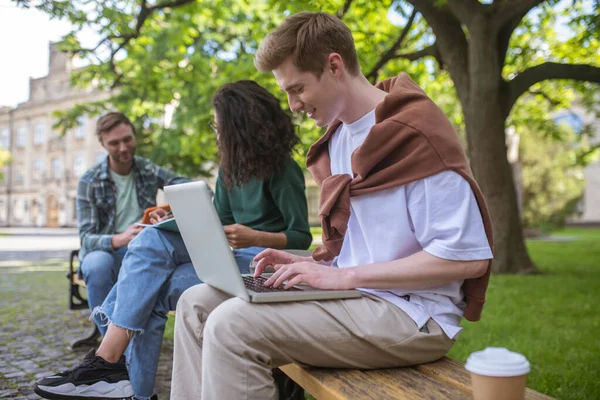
[279,357,554,400]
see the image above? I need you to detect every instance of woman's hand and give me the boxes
[223,224,260,249]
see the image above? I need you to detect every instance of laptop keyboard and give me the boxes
[243,276,301,292]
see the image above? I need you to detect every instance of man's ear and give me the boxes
[327,53,345,77]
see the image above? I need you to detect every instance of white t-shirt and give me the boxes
[329,110,493,339]
[109,170,143,234]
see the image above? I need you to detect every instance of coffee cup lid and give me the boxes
[465,347,530,377]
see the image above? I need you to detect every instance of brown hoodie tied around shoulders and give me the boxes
[305,73,494,322]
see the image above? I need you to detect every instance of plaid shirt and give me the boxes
[77,155,189,260]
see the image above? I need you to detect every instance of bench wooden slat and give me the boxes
[415,357,554,400]
[522,388,556,400]
[280,356,555,400]
[359,368,470,399]
[280,363,470,400]
[415,357,472,393]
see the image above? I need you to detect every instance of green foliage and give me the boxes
[0,148,12,165]
[449,228,600,400]
[24,0,600,206]
[24,0,459,177]
[519,122,586,229]
[505,1,600,148]
[0,149,13,180]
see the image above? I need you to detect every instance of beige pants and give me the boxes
[170,284,454,400]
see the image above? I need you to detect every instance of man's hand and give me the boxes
[149,208,172,224]
[111,224,143,249]
[264,261,356,290]
[253,248,313,278]
[223,224,261,249]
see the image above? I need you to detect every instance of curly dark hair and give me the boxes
[212,80,299,189]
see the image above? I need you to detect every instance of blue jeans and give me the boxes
[92,227,264,400]
[80,247,128,316]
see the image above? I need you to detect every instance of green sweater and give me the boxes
[213,159,312,250]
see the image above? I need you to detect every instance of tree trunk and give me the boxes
[463,17,536,274]
[465,107,536,274]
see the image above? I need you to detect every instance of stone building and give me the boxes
[0,42,109,227]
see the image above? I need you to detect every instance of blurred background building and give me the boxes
[557,107,600,224]
[0,42,108,227]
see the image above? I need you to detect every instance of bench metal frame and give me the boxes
[67,249,101,349]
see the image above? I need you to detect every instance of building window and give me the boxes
[73,155,85,177]
[34,124,45,145]
[75,116,86,139]
[33,160,44,181]
[15,170,24,185]
[0,129,9,149]
[16,127,26,147]
[52,158,62,179]
[13,199,20,221]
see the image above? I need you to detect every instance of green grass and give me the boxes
[165,228,599,399]
[448,227,600,400]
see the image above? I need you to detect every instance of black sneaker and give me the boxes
[34,349,134,399]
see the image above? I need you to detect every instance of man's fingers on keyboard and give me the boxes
[285,275,304,290]
[254,258,272,277]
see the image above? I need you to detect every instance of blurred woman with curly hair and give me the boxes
[34,80,312,400]
[211,80,310,251]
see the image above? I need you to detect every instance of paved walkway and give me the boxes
[0,228,79,265]
[0,229,174,400]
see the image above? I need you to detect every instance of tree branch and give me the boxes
[497,18,522,70]
[71,37,110,55]
[494,0,547,69]
[103,0,193,87]
[104,0,150,85]
[405,0,470,105]
[393,44,439,62]
[491,0,547,32]
[576,142,600,164]
[60,0,195,90]
[149,0,195,11]
[528,89,561,107]
[366,9,418,82]
[446,0,483,26]
[336,0,354,19]
[505,62,600,116]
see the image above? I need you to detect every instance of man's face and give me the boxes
[273,57,343,127]
[100,123,136,167]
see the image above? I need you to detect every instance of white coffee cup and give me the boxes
[465,347,531,400]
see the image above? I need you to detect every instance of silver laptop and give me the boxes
[164,181,361,303]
